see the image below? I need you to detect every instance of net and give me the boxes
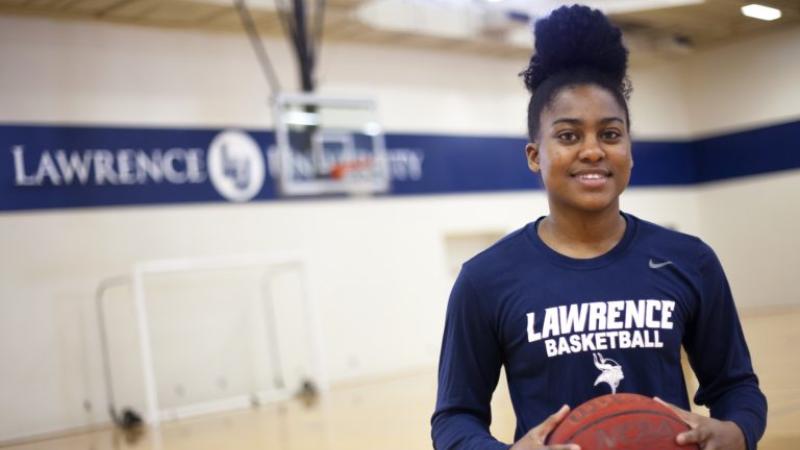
[97,253,324,425]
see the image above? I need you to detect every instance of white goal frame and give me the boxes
[123,252,327,426]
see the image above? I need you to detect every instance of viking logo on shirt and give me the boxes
[525,299,675,358]
[593,352,624,394]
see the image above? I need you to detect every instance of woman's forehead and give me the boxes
[544,85,626,122]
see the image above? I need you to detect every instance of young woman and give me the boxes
[431,5,766,450]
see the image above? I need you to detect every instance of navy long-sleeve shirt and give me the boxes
[432,211,766,449]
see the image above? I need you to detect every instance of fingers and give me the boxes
[677,426,711,446]
[528,405,572,444]
[654,397,717,448]
[537,405,571,434]
[549,404,571,424]
[544,445,580,450]
[653,397,699,427]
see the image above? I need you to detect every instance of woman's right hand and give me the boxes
[509,405,580,450]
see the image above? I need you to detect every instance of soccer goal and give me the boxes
[96,252,326,426]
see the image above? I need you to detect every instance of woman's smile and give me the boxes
[571,169,612,189]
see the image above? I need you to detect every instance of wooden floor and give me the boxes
[4,308,799,450]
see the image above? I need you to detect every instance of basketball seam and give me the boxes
[558,409,686,443]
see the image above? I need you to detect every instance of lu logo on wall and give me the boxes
[207,130,266,202]
[9,128,268,205]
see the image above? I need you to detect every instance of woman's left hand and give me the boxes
[654,397,746,450]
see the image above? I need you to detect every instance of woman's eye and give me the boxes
[602,130,622,140]
[558,132,578,142]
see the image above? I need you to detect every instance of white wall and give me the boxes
[696,172,800,309]
[0,17,281,127]
[684,26,800,308]
[628,60,693,141]
[0,14,797,442]
[0,16,692,138]
[686,26,800,137]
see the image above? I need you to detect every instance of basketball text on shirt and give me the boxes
[525,300,675,357]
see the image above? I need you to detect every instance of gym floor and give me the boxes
[3,307,798,450]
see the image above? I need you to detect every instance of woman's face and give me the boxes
[526,84,632,215]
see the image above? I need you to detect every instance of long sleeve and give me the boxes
[431,267,510,450]
[683,242,767,450]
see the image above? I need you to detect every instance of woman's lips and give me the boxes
[572,172,610,188]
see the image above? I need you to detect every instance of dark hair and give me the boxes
[520,5,632,141]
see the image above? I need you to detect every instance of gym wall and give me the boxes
[0,15,797,442]
[686,27,800,310]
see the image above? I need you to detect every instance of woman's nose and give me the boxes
[579,139,605,162]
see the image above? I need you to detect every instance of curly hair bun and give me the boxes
[522,5,628,93]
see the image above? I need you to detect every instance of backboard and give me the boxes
[272,93,390,196]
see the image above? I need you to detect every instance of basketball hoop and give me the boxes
[273,94,390,197]
[330,158,375,181]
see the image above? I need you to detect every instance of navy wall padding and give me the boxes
[1,119,799,211]
[694,120,800,183]
[384,134,534,195]
[629,140,697,186]
[0,125,278,211]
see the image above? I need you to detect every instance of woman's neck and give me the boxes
[538,204,627,259]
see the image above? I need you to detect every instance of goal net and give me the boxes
[97,253,325,425]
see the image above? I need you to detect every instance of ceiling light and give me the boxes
[741,4,782,21]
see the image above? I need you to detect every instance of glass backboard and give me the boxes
[273,94,390,196]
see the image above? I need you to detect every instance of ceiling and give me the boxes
[0,0,798,62]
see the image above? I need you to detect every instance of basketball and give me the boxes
[546,394,699,449]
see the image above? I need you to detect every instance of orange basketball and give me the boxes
[546,393,699,449]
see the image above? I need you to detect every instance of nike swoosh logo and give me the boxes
[649,259,673,269]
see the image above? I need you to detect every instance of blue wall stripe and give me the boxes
[0,125,274,211]
[694,120,800,183]
[384,134,533,194]
[1,120,798,211]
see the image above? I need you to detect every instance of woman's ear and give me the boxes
[526,143,540,173]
